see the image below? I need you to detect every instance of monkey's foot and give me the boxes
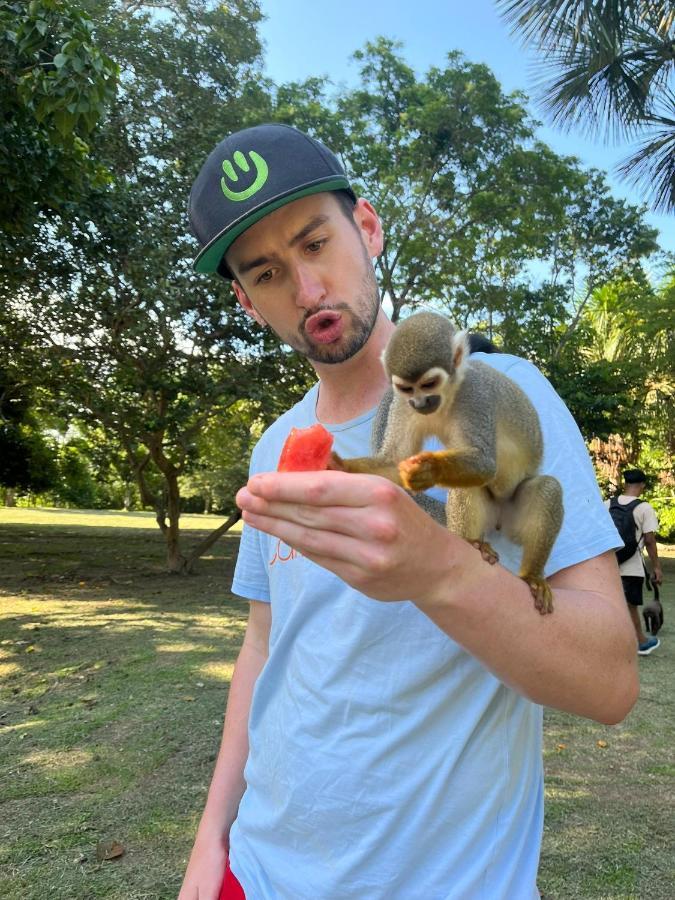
[521,575,554,615]
[471,540,499,565]
[399,451,441,491]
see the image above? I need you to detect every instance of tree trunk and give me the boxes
[184,507,242,574]
[164,468,187,573]
[3,488,15,507]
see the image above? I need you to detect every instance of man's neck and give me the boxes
[622,487,643,498]
[314,311,395,425]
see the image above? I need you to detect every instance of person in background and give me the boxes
[606,469,663,655]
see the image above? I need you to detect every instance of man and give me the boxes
[605,469,663,655]
[180,124,638,900]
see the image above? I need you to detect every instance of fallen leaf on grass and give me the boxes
[556,743,567,751]
[96,840,125,861]
[597,740,608,748]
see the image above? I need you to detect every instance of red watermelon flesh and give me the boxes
[277,424,334,472]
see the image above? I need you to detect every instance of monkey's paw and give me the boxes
[399,452,441,491]
[521,575,554,615]
[471,540,499,565]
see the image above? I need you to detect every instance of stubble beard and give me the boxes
[293,257,381,365]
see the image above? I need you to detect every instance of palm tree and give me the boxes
[497,1,675,213]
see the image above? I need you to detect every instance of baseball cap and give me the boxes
[189,123,355,277]
[624,469,647,484]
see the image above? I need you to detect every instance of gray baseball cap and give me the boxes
[189,123,355,277]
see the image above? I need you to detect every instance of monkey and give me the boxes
[332,311,564,614]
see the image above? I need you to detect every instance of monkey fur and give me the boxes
[334,311,564,614]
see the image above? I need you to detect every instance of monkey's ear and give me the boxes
[451,329,469,371]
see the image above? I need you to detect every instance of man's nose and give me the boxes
[292,262,326,308]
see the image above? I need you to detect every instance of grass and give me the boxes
[1,508,673,899]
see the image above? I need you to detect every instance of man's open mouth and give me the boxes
[304,310,344,344]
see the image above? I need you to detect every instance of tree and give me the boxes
[0,0,118,233]
[267,39,665,450]
[270,41,659,347]
[497,0,675,213]
[3,0,291,571]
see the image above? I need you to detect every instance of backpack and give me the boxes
[609,497,643,564]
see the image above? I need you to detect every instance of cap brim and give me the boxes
[194,177,354,274]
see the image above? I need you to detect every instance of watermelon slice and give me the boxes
[277,424,334,472]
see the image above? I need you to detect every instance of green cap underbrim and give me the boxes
[194,177,353,274]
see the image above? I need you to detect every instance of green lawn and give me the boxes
[1,508,673,899]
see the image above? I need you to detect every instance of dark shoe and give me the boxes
[638,637,660,656]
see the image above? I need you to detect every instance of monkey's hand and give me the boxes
[399,451,442,491]
[521,574,554,615]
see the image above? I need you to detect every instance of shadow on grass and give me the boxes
[1,521,248,899]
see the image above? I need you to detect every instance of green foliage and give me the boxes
[0,0,118,231]
[0,422,59,493]
[2,0,272,568]
[497,0,675,212]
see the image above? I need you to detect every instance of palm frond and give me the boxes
[617,118,675,212]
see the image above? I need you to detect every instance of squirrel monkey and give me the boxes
[333,311,564,614]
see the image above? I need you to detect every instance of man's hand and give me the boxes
[177,828,227,899]
[236,470,470,604]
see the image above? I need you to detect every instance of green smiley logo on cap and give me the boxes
[220,150,269,201]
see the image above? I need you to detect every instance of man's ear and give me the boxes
[232,280,267,327]
[353,198,383,260]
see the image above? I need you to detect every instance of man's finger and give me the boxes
[242,469,400,508]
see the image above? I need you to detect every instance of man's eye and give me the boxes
[257,269,274,284]
[307,239,324,252]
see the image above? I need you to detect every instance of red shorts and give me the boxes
[219,857,245,900]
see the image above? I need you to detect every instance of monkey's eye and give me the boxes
[420,378,439,391]
[395,384,413,394]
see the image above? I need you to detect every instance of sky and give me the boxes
[258,0,673,255]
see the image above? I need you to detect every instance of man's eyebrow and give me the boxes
[289,214,330,247]
[237,253,274,276]
[235,214,331,277]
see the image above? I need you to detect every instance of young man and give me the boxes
[605,469,663,655]
[180,124,638,900]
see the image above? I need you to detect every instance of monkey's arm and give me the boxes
[331,389,423,487]
[399,447,495,491]
[330,453,405,485]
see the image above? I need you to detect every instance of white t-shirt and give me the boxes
[230,353,621,900]
[603,495,659,577]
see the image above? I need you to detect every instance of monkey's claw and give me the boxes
[399,452,440,491]
[471,540,499,565]
[521,575,554,615]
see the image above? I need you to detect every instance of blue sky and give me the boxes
[258,0,673,254]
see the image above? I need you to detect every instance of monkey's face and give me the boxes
[392,367,449,415]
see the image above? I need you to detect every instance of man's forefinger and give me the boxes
[239,469,396,509]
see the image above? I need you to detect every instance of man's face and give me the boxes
[227,193,383,365]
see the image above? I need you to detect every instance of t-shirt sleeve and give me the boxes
[232,521,272,602]
[635,502,659,537]
[500,357,622,576]
[231,442,272,603]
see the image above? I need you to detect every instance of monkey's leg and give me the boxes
[330,452,404,486]
[447,487,499,565]
[503,475,563,615]
[399,448,494,492]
